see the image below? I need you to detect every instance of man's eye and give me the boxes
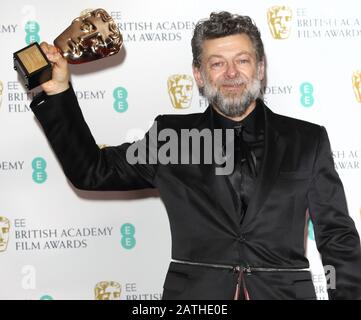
[237,59,249,64]
[211,62,223,68]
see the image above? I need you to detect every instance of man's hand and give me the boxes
[40,42,70,95]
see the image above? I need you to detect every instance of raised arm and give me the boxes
[30,42,158,191]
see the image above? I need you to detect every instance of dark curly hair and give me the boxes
[191,11,264,68]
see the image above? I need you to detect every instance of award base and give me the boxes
[13,42,52,90]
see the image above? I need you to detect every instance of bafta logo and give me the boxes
[0,80,3,108]
[0,216,10,252]
[267,6,293,39]
[352,71,361,103]
[167,74,194,109]
[95,281,121,300]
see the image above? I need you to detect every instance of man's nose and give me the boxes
[225,63,239,79]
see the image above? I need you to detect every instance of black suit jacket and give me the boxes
[30,86,361,300]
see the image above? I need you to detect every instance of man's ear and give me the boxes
[192,65,205,88]
[258,58,265,81]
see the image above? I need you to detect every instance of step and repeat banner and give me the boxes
[0,0,360,300]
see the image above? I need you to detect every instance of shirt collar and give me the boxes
[212,99,264,135]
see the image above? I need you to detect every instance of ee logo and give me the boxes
[120,223,136,249]
[25,21,40,44]
[113,87,128,113]
[308,218,315,241]
[300,82,314,107]
[32,157,47,184]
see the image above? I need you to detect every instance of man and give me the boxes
[30,12,361,299]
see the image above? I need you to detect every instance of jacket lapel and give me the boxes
[188,102,288,228]
[192,106,240,227]
[242,103,287,228]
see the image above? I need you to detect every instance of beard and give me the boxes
[200,71,262,118]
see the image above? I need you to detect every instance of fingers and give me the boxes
[44,49,67,69]
[40,41,51,54]
[39,41,69,95]
[49,51,63,65]
[40,41,60,61]
[40,41,57,54]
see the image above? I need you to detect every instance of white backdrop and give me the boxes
[0,0,360,300]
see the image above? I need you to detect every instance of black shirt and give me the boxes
[212,100,265,223]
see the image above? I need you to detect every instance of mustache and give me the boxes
[217,78,248,86]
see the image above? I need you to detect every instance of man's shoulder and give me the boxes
[269,108,322,132]
[267,106,325,143]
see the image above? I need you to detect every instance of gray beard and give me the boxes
[201,75,261,118]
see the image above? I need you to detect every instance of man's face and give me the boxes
[193,34,264,117]
[0,218,10,252]
[268,7,292,39]
[54,10,119,63]
[168,75,193,109]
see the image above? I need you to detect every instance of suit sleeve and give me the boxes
[307,126,361,299]
[30,84,160,191]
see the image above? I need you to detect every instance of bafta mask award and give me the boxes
[13,8,123,90]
